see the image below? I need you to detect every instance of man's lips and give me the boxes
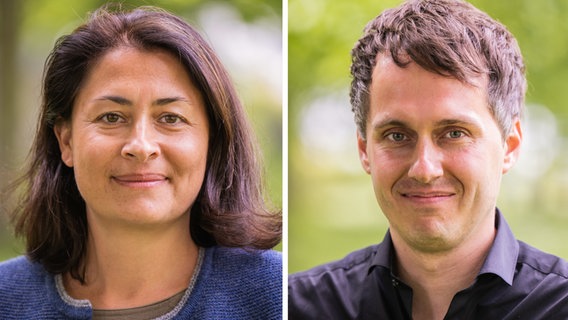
[112,174,168,187]
[400,191,455,198]
[399,190,456,203]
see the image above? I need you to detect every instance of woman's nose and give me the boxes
[121,121,160,162]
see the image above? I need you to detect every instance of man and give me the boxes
[288,0,568,319]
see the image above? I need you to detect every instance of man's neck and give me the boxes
[391,216,496,320]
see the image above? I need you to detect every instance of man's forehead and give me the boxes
[372,53,488,89]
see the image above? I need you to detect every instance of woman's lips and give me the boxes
[112,173,168,187]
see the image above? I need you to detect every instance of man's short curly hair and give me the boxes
[350,0,526,139]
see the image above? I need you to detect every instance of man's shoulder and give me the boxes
[517,240,568,280]
[288,244,380,319]
[289,244,378,283]
[495,241,568,318]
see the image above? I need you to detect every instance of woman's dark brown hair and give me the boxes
[10,5,281,282]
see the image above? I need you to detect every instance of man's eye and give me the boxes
[446,130,464,139]
[387,132,406,142]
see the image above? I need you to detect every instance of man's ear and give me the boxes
[502,119,522,174]
[53,119,74,167]
[357,131,371,174]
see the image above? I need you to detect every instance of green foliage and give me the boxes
[469,0,568,126]
[288,0,399,120]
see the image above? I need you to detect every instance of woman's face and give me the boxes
[55,47,209,229]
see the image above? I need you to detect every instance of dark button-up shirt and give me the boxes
[289,211,568,319]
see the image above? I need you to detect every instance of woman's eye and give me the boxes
[163,115,179,123]
[100,113,122,123]
[160,114,186,124]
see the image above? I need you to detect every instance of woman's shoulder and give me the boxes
[202,246,282,289]
[177,247,282,319]
[0,256,90,318]
[208,246,282,274]
[0,255,47,290]
[0,255,38,276]
[0,256,51,313]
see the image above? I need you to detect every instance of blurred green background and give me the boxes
[0,0,282,260]
[289,0,568,273]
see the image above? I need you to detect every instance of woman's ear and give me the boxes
[53,119,74,167]
[502,119,522,174]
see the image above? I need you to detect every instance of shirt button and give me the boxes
[392,279,399,287]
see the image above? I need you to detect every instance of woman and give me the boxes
[0,5,282,319]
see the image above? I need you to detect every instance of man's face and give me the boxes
[358,54,521,253]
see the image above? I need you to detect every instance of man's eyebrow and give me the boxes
[435,117,482,128]
[94,95,191,106]
[371,116,481,131]
[371,118,409,131]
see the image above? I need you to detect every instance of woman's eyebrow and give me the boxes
[155,97,191,106]
[94,95,191,106]
[95,95,132,105]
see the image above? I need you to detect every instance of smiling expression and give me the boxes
[55,47,209,229]
[358,54,521,253]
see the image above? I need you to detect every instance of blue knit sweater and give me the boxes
[0,246,282,319]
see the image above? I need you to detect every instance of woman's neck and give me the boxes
[63,214,199,309]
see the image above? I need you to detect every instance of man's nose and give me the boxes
[407,139,443,184]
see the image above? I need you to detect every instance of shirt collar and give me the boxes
[478,209,518,285]
[368,229,394,274]
[367,209,519,285]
